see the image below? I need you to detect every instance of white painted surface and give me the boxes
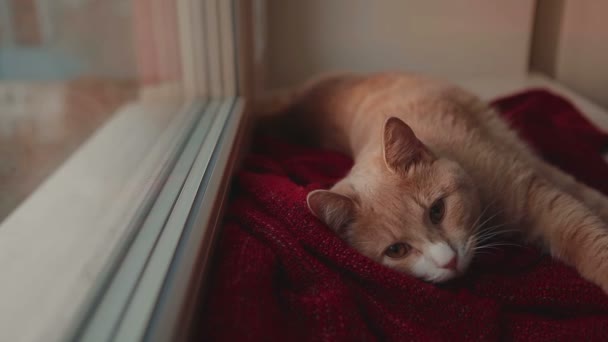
[204,0,223,98]
[219,0,237,96]
[530,1,608,110]
[554,1,608,109]
[0,98,197,342]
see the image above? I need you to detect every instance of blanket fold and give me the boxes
[198,89,608,341]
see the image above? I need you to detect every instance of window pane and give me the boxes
[0,0,184,222]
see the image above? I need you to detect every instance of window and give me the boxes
[0,1,252,340]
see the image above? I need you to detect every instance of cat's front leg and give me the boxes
[535,161,608,223]
[525,175,608,293]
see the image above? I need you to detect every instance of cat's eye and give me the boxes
[384,243,410,258]
[429,198,445,224]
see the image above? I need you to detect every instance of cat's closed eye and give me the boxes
[384,242,410,258]
[429,198,445,224]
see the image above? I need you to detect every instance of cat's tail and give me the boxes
[253,87,301,119]
[253,72,349,117]
[252,71,353,138]
[251,86,302,139]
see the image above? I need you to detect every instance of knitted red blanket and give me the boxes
[198,90,608,341]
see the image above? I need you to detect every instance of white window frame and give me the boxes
[0,1,255,341]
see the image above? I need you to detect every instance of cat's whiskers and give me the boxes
[468,212,502,247]
[468,207,523,258]
[472,228,524,256]
[473,245,501,252]
[473,241,522,251]
[470,199,498,234]
[475,226,519,244]
[474,208,505,233]
[473,250,495,256]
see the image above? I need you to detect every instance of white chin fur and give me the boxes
[428,270,457,283]
[411,241,472,283]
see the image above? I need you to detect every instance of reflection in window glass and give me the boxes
[0,0,181,221]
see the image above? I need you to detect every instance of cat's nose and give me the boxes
[441,256,458,271]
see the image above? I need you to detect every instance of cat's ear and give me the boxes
[307,189,356,235]
[382,117,434,173]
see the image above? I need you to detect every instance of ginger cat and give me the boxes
[257,72,608,291]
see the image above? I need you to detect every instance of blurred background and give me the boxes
[0,0,607,222]
[0,0,180,220]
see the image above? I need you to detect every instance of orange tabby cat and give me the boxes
[257,72,608,291]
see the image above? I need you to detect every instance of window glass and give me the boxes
[0,0,183,221]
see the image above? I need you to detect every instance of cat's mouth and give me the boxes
[421,268,457,284]
[428,243,474,283]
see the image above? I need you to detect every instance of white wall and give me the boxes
[264,0,536,89]
[554,1,608,109]
[530,0,563,76]
[531,0,608,109]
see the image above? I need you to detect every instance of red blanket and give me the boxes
[198,90,608,341]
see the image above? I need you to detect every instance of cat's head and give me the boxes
[307,117,481,283]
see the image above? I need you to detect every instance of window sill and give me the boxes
[0,93,248,341]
